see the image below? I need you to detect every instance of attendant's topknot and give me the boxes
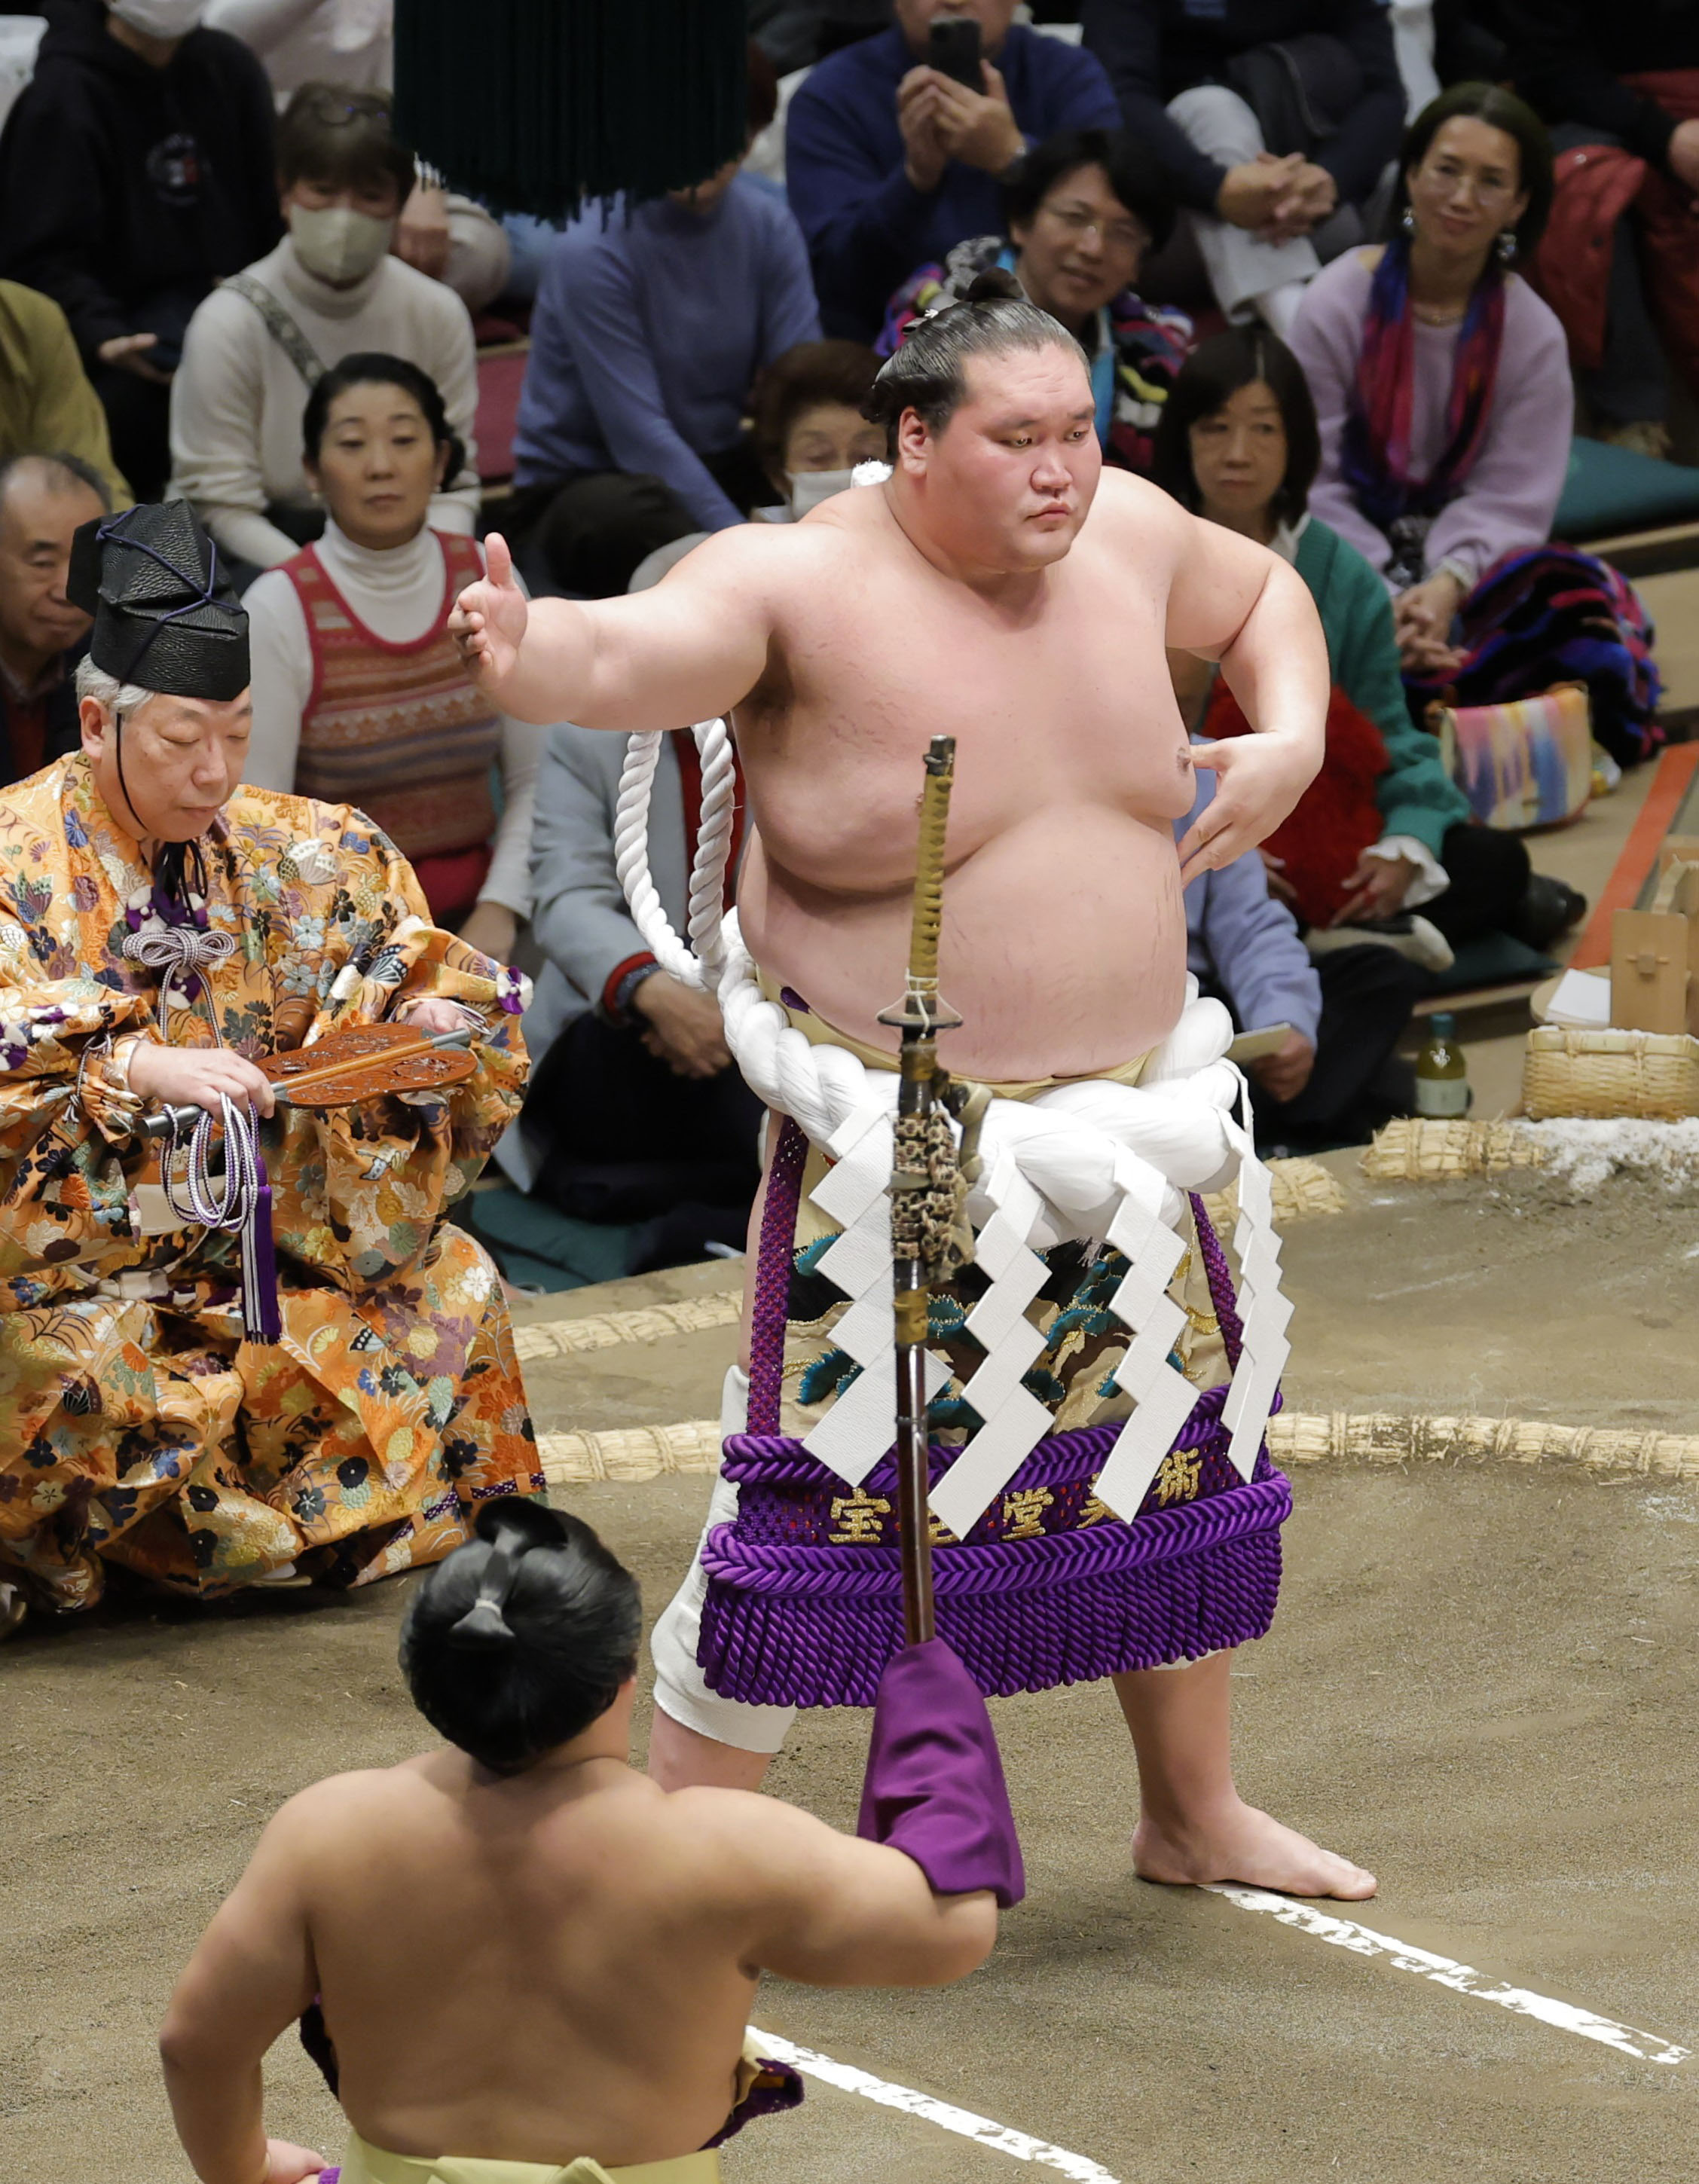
[401,1502,640,1775]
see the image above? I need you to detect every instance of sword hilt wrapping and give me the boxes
[906,735,955,997]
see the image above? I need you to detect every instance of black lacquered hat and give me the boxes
[66,499,249,703]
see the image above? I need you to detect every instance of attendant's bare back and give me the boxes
[732,473,1199,1079]
[301,1757,769,2167]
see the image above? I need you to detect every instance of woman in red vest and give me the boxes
[244,353,538,962]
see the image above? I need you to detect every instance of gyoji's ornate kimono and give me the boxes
[0,754,542,1611]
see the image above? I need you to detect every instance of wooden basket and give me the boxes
[1522,1025,1699,1119]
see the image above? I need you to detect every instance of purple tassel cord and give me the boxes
[699,1460,1288,1707]
[160,1098,282,1344]
[699,1147,1291,1707]
[243,1168,283,1343]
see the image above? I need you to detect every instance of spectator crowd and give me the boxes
[2,0,1692,1275]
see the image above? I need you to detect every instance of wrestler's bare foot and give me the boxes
[1132,1801,1376,1901]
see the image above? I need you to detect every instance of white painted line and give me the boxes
[750,2027,1122,2181]
[1206,1886,1691,2066]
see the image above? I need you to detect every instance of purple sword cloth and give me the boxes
[856,1635,1026,1906]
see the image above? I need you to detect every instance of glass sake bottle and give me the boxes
[1415,1010,1469,1118]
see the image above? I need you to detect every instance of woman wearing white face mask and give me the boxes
[626,340,884,591]
[752,338,888,518]
[168,81,478,573]
[0,0,281,499]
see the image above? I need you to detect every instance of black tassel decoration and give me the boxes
[394,0,752,221]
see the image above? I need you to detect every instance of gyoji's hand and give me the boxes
[396,996,478,1036]
[450,532,528,689]
[1178,736,1318,884]
[127,1040,277,1119]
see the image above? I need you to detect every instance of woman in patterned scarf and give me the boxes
[1289,83,1661,767]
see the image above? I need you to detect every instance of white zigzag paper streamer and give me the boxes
[612,721,1291,1532]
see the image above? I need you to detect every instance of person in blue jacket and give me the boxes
[1183,762,1424,1153]
[786,0,1120,338]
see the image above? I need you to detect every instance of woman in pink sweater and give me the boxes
[1290,83,1660,763]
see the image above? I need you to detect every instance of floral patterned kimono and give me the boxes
[0,755,542,1611]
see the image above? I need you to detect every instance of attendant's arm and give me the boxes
[552,248,744,532]
[450,526,778,732]
[698,1791,998,1989]
[239,569,310,793]
[1160,492,1328,878]
[169,301,300,570]
[1419,301,1572,586]
[1078,0,1231,212]
[1285,268,1395,578]
[160,1795,325,2184]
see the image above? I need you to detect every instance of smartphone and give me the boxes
[927,14,982,89]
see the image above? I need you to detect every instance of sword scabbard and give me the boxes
[881,735,963,1649]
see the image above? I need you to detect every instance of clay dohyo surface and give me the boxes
[4,1174,1697,2182]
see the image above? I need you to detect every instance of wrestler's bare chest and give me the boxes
[738,529,1193,893]
[732,505,1197,1077]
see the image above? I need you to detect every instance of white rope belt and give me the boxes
[615,720,1290,1532]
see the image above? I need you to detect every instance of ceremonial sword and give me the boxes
[877,735,967,1648]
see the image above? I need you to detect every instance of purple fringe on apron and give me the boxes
[698,1119,1290,1707]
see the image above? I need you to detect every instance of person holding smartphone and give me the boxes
[787,0,1122,339]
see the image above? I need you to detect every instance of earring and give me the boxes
[1400,205,1415,235]
[1496,228,1517,263]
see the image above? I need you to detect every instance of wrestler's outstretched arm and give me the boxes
[1156,490,1329,884]
[684,1789,1001,1989]
[449,529,779,732]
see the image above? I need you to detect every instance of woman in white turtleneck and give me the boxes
[169,84,478,573]
[243,354,535,963]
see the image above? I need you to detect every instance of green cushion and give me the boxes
[1425,932,1555,994]
[1554,435,1699,540]
[461,1188,638,1293]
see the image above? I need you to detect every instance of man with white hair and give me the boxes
[0,499,540,1638]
